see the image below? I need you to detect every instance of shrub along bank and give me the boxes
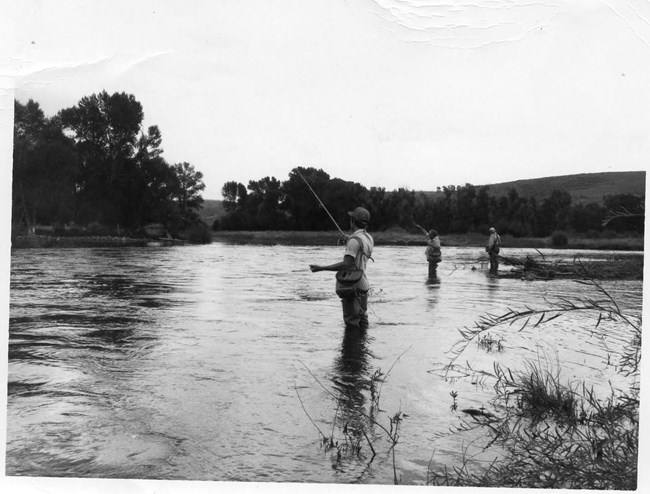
[210,229,643,251]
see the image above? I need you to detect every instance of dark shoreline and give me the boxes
[12,230,644,251]
[209,230,644,251]
[11,235,150,249]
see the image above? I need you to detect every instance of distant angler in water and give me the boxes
[486,227,501,276]
[416,224,441,277]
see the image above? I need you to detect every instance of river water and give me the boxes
[6,244,643,485]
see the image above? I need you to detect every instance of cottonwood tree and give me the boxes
[13,99,78,234]
[247,176,286,230]
[538,189,572,235]
[171,162,206,228]
[58,90,145,226]
[282,167,333,230]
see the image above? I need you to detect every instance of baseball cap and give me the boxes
[348,207,370,224]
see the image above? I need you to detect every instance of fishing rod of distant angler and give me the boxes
[295,169,348,239]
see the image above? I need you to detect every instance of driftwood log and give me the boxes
[466,251,642,281]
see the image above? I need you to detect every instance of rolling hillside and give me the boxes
[198,199,226,226]
[478,171,646,205]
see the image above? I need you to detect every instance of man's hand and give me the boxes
[309,265,321,272]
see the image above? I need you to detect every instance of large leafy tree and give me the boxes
[171,162,206,228]
[320,177,370,230]
[281,167,333,230]
[58,91,143,168]
[58,90,145,226]
[570,202,606,233]
[474,186,491,229]
[537,189,572,235]
[220,181,250,230]
[13,98,46,233]
[123,126,179,229]
[13,99,78,233]
[453,183,476,232]
[133,127,206,232]
[247,176,286,230]
[367,187,390,230]
[384,187,416,228]
[221,181,248,213]
[14,93,207,236]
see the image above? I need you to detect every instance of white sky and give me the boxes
[1,2,650,493]
[2,0,650,201]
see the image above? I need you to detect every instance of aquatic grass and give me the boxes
[427,278,641,489]
[449,391,458,412]
[429,377,639,489]
[296,350,410,484]
[476,333,504,353]
[369,368,384,413]
[496,358,580,424]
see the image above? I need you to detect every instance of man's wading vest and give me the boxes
[345,230,373,293]
[425,238,441,263]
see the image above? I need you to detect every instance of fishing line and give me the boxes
[295,169,347,238]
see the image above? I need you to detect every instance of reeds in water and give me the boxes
[428,278,641,489]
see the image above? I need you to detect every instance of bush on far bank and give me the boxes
[185,222,212,244]
[28,222,138,238]
[551,230,569,247]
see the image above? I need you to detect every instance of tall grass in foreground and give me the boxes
[429,279,640,489]
[297,348,411,484]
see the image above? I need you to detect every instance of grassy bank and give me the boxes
[11,235,149,249]
[211,229,644,251]
[11,229,644,253]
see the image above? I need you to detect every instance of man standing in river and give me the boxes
[415,223,442,277]
[486,227,501,276]
[309,207,374,330]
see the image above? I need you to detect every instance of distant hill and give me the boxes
[198,199,225,226]
[199,171,645,225]
[422,171,646,205]
[480,171,645,205]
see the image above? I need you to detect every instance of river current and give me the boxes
[5,244,643,485]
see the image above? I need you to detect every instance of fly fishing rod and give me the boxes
[295,169,347,238]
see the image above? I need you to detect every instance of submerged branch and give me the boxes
[294,384,328,442]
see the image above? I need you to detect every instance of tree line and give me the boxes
[217,167,644,236]
[13,91,206,238]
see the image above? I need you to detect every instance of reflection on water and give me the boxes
[334,328,371,410]
[333,328,373,438]
[6,245,643,484]
[426,274,441,286]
